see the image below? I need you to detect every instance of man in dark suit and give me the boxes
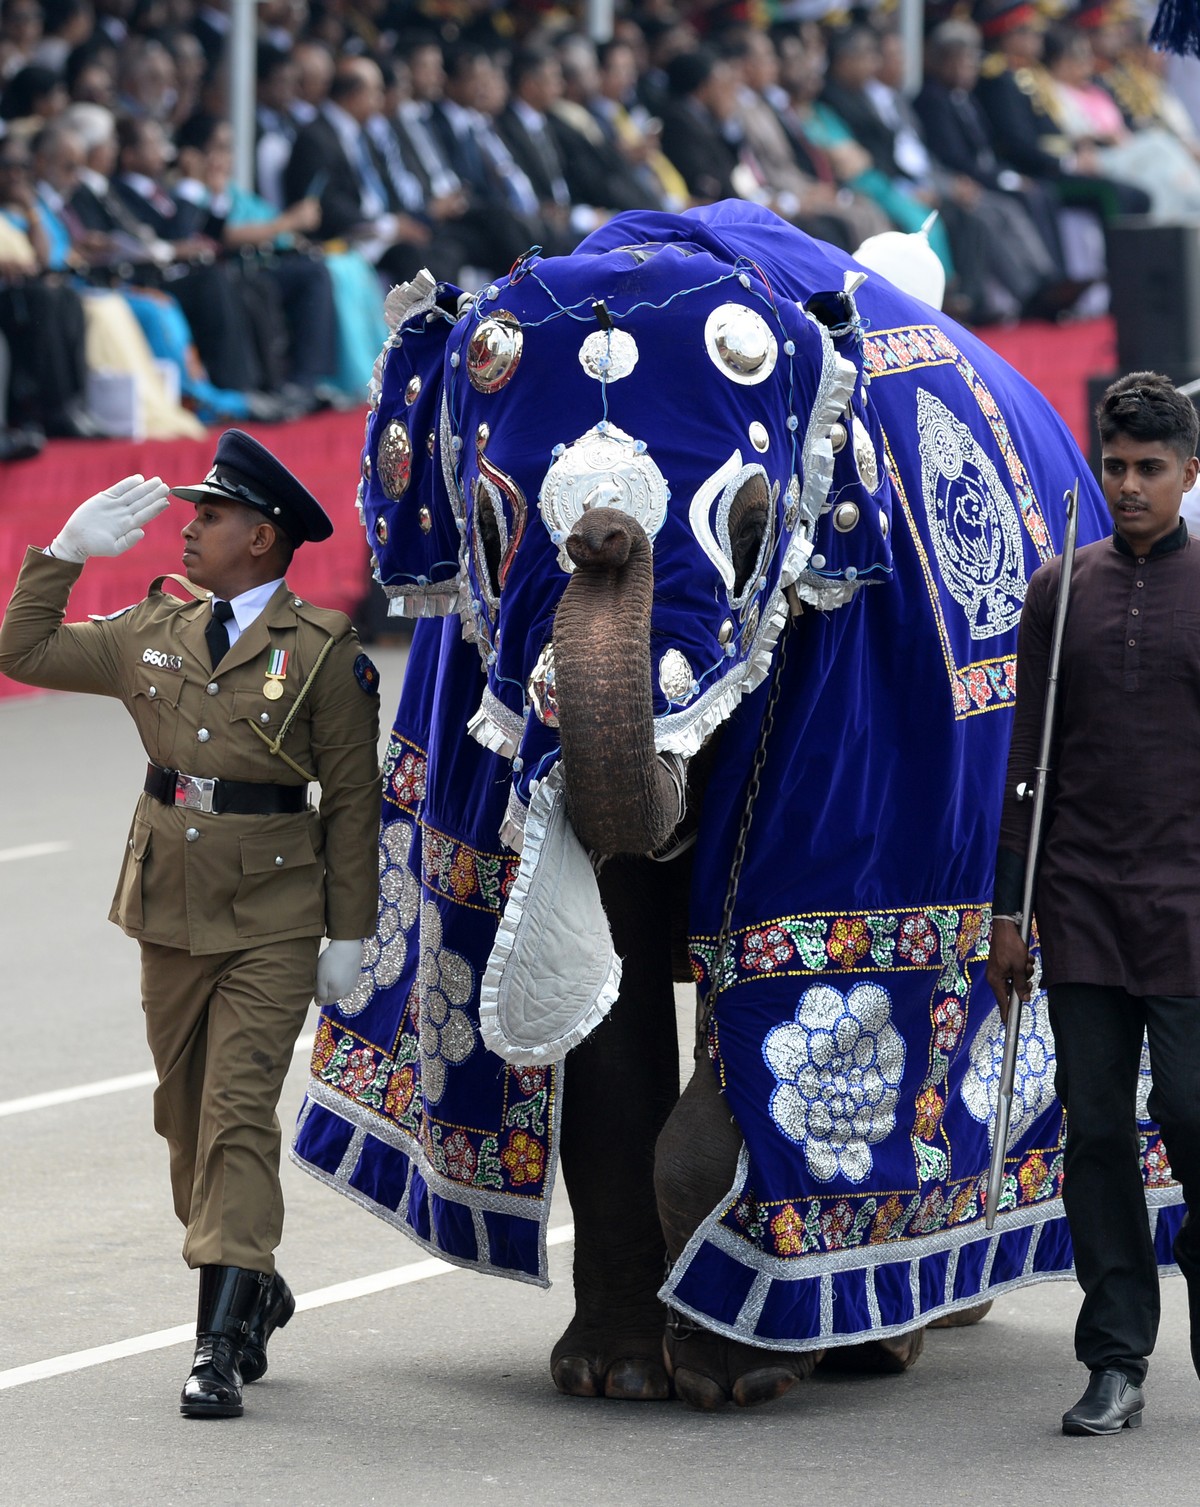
[284,56,461,286]
[973,0,1150,220]
[657,46,742,204]
[553,33,665,215]
[498,45,598,253]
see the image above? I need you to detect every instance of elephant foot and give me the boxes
[662,1313,822,1411]
[551,1317,672,1401]
[927,1300,993,1329]
[818,1327,926,1375]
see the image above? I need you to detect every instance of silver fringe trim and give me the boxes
[382,581,462,618]
[499,788,529,853]
[659,1143,1185,1353]
[467,689,527,758]
[479,763,621,1065]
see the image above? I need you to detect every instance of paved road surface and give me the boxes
[2,643,1197,1506]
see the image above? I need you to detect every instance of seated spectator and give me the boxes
[497,45,603,252]
[657,46,745,203]
[174,111,339,407]
[0,64,70,133]
[115,37,178,124]
[0,1,45,84]
[816,26,959,282]
[721,26,887,250]
[553,32,667,215]
[594,35,690,211]
[1041,21,1200,216]
[973,0,1151,223]
[284,55,461,286]
[35,0,96,76]
[0,327,45,459]
[65,36,117,106]
[255,40,302,210]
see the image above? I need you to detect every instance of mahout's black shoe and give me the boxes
[180,1266,270,1419]
[1061,1368,1144,1435]
[240,1271,296,1384]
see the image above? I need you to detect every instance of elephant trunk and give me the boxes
[552,507,680,856]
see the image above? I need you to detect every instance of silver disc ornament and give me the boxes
[578,328,639,383]
[377,419,413,500]
[467,311,524,394]
[704,303,778,386]
[539,423,669,571]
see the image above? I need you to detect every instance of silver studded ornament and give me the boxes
[466,311,523,394]
[704,304,778,386]
[852,416,880,491]
[539,423,669,570]
[658,648,695,704]
[528,643,560,727]
[377,419,413,500]
[405,374,422,404]
[833,502,860,533]
[578,327,639,382]
[748,421,769,453]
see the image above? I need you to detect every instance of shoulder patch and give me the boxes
[354,652,381,696]
[88,602,139,621]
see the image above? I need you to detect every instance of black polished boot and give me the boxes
[180,1266,271,1419]
[1061,1368,1145,1435]
[1173,1222,1200,1381]
[240,1271,296,1384]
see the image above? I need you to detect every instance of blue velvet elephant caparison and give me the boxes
[291,202,1185,1409]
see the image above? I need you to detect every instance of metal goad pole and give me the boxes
[984,481,1080,1230]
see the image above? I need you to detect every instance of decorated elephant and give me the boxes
[291,202,1185,1408]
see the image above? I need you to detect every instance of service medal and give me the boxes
[263,647,289,700]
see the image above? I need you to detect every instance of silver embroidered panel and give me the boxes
[917,387,1026,641]
[338,819,421,1016]
[962,988,1057,1148]
[763,982,906,1184]
[539,423,668,570]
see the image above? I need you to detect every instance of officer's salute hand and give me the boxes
[50,474,171,564]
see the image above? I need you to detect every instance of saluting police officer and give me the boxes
[0,431,381,1420]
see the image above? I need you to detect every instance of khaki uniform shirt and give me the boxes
[0,547,380,954]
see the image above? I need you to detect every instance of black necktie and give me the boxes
[206,598,234,668]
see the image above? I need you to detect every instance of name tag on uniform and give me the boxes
[142,648,183,671]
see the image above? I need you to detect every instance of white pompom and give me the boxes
[853,214,946,311]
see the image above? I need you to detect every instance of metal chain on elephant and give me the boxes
[694,619,792,1063]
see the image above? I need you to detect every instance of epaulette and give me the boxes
[289,595,353,637]
[979,53,1008,79]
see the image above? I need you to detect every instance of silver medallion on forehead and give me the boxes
[704,303,778,386]
[539,423,669,572]
[578,327,639,382]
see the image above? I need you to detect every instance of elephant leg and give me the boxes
[818,1329,926,1374]
[927,1301,994,1329]
[655,1066,823,1410]
[554,855,683,1402]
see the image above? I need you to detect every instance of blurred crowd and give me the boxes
[0,0,1195,460]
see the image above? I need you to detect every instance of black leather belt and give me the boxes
[144,762,308,816]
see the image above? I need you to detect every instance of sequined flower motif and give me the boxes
[961,989,1056,1147]
[1136,1033,1154,1124]
[416,899,476,1103]
[763,983,906,1183]
[337,819,421,1017]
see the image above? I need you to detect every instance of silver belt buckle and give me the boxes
[175,773,217,813]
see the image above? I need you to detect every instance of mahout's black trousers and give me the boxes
[1048,983,1200,1383]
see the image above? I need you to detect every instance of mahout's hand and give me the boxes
[986,919,1033,1024]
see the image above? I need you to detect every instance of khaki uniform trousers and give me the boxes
[140,935,320,1272]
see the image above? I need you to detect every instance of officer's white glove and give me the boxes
[49,474,171,564]
[315,939,367,1006]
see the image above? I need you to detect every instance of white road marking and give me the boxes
[0,1225,576,1391]
[0,840,71,864]
[0,1033,317,1118]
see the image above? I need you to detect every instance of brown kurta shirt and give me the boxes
[997,522,1200,993]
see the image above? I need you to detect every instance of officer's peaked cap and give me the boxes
[171,429,333,543]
